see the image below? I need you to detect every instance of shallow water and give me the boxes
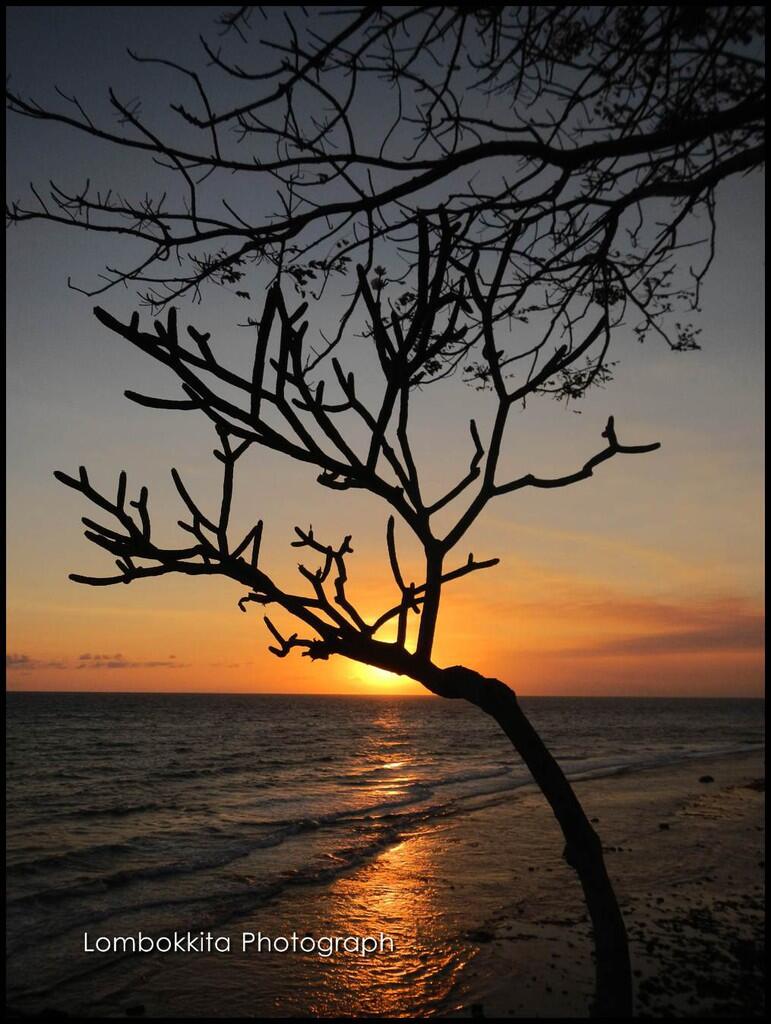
[6,693,764,1015]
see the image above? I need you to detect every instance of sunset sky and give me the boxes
[6,6,765,696]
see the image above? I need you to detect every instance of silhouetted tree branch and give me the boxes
[61,258,660,663]
[6,6,764,370]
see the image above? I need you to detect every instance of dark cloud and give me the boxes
[7,653,34,668]
[78,655,187,670]
[10,652,188,671]
[7,652,67,670]
[555,611,764,659]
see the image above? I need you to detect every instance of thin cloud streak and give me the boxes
[7,652,189,672]
[554,617,764,658]
[6,652,67,671]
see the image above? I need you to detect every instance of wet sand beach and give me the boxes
[455,749,765,1019]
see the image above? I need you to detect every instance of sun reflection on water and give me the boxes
[296,701,479,1016]
[304,830,476,1018]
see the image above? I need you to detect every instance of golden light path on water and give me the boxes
[303,832,476,1017]
[135,818,479,1018]
[130,703,480,1018]
[299,703,477,1016]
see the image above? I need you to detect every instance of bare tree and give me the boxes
[7,6,765,1017]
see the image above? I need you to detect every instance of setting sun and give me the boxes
[347,662,409,690]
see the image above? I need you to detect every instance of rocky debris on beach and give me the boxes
[744,778,765,792]
[627,891,765,1018]
[453,761,765,1020]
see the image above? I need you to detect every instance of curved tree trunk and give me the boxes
[477,676,632,1018]
[421,663,633,1018]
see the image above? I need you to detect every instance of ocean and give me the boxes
[6,692,765,1017]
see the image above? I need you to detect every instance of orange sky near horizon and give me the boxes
[8,387,764,697]
[7,516,764,696]
[6,343,765,698]
[6,322,765,698]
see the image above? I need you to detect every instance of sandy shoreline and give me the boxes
[451,749,765,1018]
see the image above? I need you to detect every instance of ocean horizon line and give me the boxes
[5,688,766,700]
